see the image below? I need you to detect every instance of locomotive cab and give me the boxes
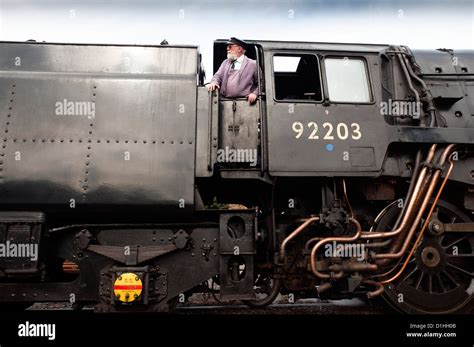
[209,40,265,170]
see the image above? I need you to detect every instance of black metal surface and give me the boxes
[0,42,197,213]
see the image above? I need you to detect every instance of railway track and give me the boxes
[27,297,392,314]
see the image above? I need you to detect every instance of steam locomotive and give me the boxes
[0,39,472,314]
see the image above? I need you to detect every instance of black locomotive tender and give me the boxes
[0,39,472,314]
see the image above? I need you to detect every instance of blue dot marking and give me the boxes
[326,144,334,152]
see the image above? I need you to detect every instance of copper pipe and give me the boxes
[329,262,378,273]
[372,146,455,276]
[305,237,389,253]
[365,200,401,250]
[361,144,437,240]
[374,144,455,260]
[370,258,403,279]
[378,172,432,259]
[381,153,455,284]
[310,218,362,279]
[391,150,423,230]
[364,239,392,248]
[370,200,400,231]
[375,173,439,259]
[361,155,434,267]
[304,237,323,253]
[279,216,319,262]
[306,145,432,260]
[307,145,446,281]
[368,148,433,267]
[316,282,333,294]
[362,280,385,298]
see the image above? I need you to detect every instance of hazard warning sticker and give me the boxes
[113,272,143,303]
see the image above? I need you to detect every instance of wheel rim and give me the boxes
[374,200,473,314]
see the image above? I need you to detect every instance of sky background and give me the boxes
[0,0,472,81]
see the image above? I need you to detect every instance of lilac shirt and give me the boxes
[210,56,260,98]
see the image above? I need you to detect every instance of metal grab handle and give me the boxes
[219,97,248,101]
[207,91,214,171]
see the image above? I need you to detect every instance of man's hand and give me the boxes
[208,83,219,92]
[247,93,257,103]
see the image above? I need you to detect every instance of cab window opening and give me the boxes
[273,54,322,102]
[324,57,372,103]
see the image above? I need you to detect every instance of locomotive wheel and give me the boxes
[374,200,473,314]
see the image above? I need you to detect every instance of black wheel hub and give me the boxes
[416,240,446,273]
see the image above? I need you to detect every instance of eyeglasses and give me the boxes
[227,44,238,49]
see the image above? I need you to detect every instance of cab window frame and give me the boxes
[321,54,375,105]
[271,51,324,104]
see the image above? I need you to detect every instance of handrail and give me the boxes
[207,91,215,170]
[255,45,266,174]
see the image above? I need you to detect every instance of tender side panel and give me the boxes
[0,43,197,211]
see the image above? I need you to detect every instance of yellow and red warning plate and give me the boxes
[113,272,143,303]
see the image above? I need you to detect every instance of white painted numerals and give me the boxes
[323,122,334,140]
[292,121,304,139]
[291,121,362,141]
[308,122,319,139]
[351,123,362,140]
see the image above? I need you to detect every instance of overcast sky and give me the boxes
[0,0,472,81]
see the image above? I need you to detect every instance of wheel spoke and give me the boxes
[447,254,474,258]
[428,273,433,294]
[397,265,418,286]
[447,263,473,277]
[442,270,459,287]
[436,274,446,293]
[442,236,468,250]
[415,271,424,290]
[438,234,445,245]
[447,256,473,271]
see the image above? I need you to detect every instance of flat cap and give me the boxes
[226,37,247,48]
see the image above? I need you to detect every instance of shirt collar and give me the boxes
[236,55,245,63]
